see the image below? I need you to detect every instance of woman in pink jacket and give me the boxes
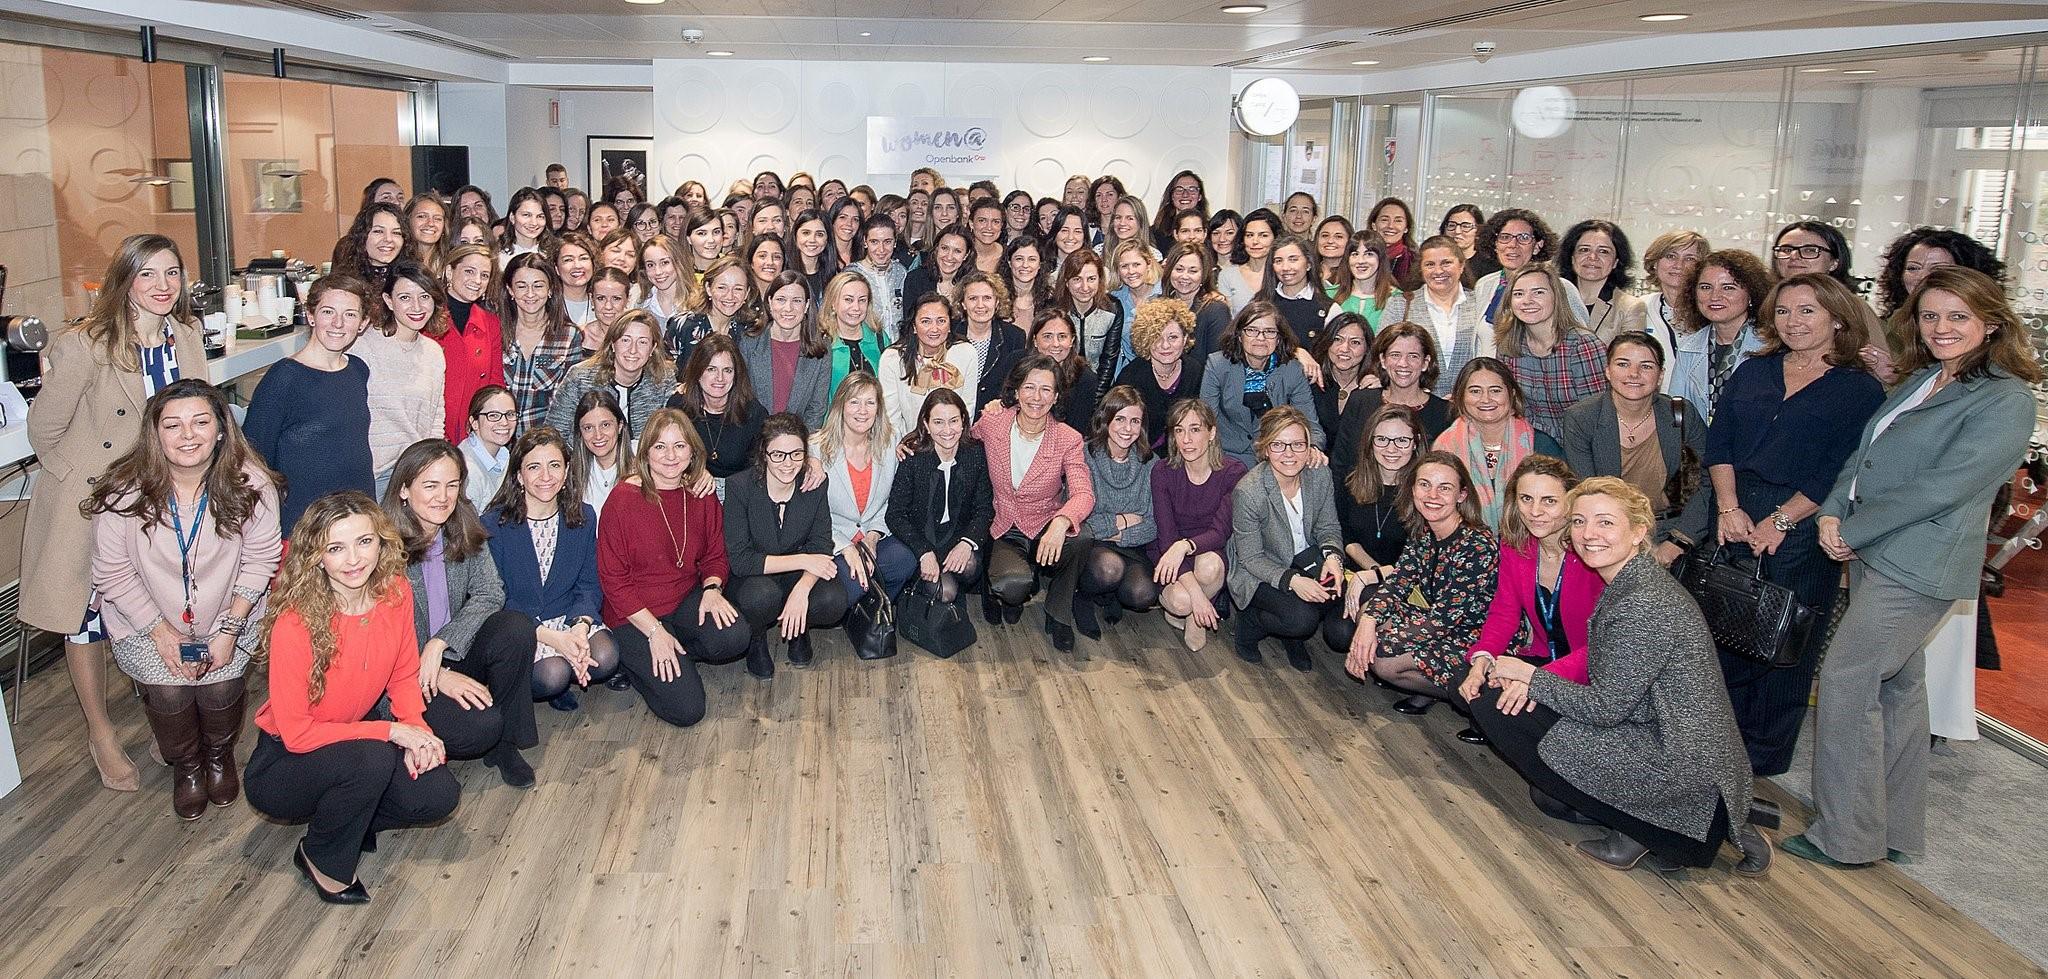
[973,353,1097,652]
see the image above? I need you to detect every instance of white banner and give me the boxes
[865,116,997,175]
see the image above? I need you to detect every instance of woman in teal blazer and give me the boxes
[1794,267,2041,868]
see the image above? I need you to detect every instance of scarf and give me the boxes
[1439,414,1537,530]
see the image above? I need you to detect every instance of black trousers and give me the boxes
[988,526,1092,625]
[421,609,538,760]
[610,587,752,728]
[1242,580,1344,647]
[244,732,460,884]
[729,571,851,637]
[1471,692,1731,868]
[1718,479,1844,777]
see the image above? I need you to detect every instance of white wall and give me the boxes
[649,59,1231,204]
[438,82,510,201]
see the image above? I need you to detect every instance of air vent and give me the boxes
[1372,0,1576,38]
[391,29,514,60]
[259,0,370,21]
[1221,39,1355,68]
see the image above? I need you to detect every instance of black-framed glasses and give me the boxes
[1772,244,1833,259]
[474,410,515,424]
[765,448,808,464]
[1241,327,1280,340]
[1498,232,1538,245]
[1443,220,1478,232]
[1371,435,1416,448]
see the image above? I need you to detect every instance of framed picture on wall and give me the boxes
[587,136,651,200]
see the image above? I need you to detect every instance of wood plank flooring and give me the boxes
[0,610,2038,978]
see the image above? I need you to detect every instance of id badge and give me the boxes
[179,641,207,663]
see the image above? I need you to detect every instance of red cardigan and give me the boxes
[255,579,429,752]
[972,405,1094,540]
[598,482,730,626]
[434,304,505,442]
[1466,539,1603,684]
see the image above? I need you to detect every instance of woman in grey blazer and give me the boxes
[384,440,541,788]
[1480,477,1769,875]
[1380,235,1492,396]
[1557,331,1710,562]
[543,310,672,441]
[1201,300,1324,466]
[743,270,833,431]
[1228,406,1345,671]
[1793,268,2042,868]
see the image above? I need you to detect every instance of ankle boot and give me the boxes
[141,692,206,820]
[195,686,246,807]
[1071,593,1102,641]
[745,634,775,679]
[1575,829,1651,871]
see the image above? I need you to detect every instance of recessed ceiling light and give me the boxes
[369,21,392,28]
[623,0,665,5]
[1799,67,1835,73]
[858,31,872,37]
[1638,13,1689,22]
[1842,68,1877,75]
[1351,60,1381,66]
[706,50,734,57]
[1082,55,1110,62]
[1221,4,1268,13]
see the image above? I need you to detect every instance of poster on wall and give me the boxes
[587,136,651,198]
[866,117,997,177]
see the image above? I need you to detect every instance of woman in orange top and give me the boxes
[245,492,459,906]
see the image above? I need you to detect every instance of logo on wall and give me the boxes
[867,117,998,175]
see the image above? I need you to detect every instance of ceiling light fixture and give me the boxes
[624,0,666,5]
[706,50,734,57]
[1842,68,1877,74]
[1351,59,1381,66]
[1638,13,1689,22]
[1082,55,1110,62]
[858,31,872,37]
[1221,4,1268,13]
[1798,67,1834,73]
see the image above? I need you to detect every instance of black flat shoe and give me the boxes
[1101,598,1125,626]
[982,592,1004,626]
[787,634,814,666]
[1283,640,1313,672]
[1233,630,1262,663]
[1002,603,1022,625]
[1529,786,1602,826]
[1047,617,1076,652]
[1072,595,1103,641]
[483,744,536,789]
[605,673,632,691]
[296,845,370,905]
[1392,694,1435,715]
[1734,824,1773,877]
[745,636,775,679]
[1456,726,1488,745]
[547,690,580,712]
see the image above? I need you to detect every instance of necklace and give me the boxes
[1618,409,1653,448]
[653,488,688,568]
[702,408,729,462]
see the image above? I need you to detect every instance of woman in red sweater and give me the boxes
[598,408,750,726]
[245,492,458,906]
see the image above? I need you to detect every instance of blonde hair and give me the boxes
[593,309,675,387]
[1642,230,1711,275]
[1491,263,1588,358]
[815,271,885,342]
[78,234,197,373]
[630,408,709,505]
[1563,476,1655,556]
[814,371,894,465]
[257,492,409,705]
[1109,237,1161,291]
[1130,297,1195,358]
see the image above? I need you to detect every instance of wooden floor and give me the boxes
[0,611,2039,979]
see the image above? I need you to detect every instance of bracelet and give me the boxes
[1718,506,1741,515]
[216,614,248,638]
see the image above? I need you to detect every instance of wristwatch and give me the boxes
[1770,510,1795,533]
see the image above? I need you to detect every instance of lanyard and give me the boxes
[1532,558,1565,661]
[169,491,210,635]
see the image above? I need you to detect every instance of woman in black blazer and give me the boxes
[724,413,849,674]
[886,388,996,606]
[956,272,1028,416]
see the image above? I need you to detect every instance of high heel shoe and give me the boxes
[1391,694,1435,715]
[1071,594,1103,641]
[89,737,141,792]
[296,844,370,905]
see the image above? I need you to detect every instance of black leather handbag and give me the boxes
[1674,545,1814,668]
[844,545,899,660]
[897,579,976,659]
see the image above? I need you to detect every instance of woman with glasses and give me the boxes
[1437,205,1484,263]
[1228,406,1345,671]
[1769,221,1853,288]
[723,413,847,675]
[1470,209,1586,323]
[1151,171,1208,255]
[1201,300,1323,467]
[1331,405,1421,642]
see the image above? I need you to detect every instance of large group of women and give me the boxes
[21,161,2038,903]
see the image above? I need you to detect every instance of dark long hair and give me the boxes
[675,333,757,426]
[1086,384,1153,462]
[78,234,196,373]
[82,379,275,537]
[331,202,411,286]
[1876,227,2005,317]
[1404,450,1487,537]
[381,439,490,563]
[899,387,975,456]
[1345,403,1421,506]
[487,426,587,529]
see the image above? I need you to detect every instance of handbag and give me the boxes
[1674,544,1814,668]
[897,578,976,658]
[1661,396,1703,518]
[843,542,899,660]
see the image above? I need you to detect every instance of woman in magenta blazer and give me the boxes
[1459,455,1602,751]
[973,353,1097,652]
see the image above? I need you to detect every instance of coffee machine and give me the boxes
[0,264,47,402]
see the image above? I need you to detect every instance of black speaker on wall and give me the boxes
[411,145,470,197]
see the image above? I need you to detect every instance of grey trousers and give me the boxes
[1807,564,1956,864]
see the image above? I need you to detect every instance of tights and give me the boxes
[912,550,984,603]
[1079,542,1161,612]
[530,630,622,701]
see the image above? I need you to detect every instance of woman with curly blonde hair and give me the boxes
[245,491,459,906]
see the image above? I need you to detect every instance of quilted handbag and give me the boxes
[1674,545,1814,668]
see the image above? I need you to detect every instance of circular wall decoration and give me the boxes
[810,81,865,133]
[1018,70,1078,139]
[1511,85,1576,140]
[660,67,725,134]
[1095,84,1149,139]
[1234,77,1298,137]
[739,68,798,134]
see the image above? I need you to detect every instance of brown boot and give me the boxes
[196,684,246,807]
[141,689,205,820]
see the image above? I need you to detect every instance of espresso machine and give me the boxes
[0,264,48,404]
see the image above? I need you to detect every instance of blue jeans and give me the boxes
[835,534,916,608]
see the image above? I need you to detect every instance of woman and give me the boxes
[1640,230,1708,376]
[1098,195,1149,266]
[639,234,695,334]
[1770,220,1852,288]
[880,293,980,439]
[383,440,539,787]
[790,209,833,296]
[1279,192,1318,237]
[499,253,580,435]
[603,177,640,213]
[555,231,600,332]
[1331,405,1419,652]
[436,244,507,442]
[1432,358,1564,529]
[1561,220,1647,343]
[1061,174,1090,212]
[1227,406,1345,671]
[1220,208,1280,314]
[572,390,631,522]
[1148,399,1246,652]
[404,194,449,274]
[539,186,568,234]
[973,354,1097,651]
[666,256,757,364]
[904,226,974,315]
[1344,451,1498,713]
[887,390,996,624]
[1309,312,1375,441]
[546,309,672,441]
[1112,298,1205,453]
[1029,308,1099,429]
[1328,235,1393,328]
[357,264,449,495]
[968,198,1007,273]
[1491,263,1607,441]
[498,188,552,260]
[1366,197,1420,287]
[1455,456,1600,744]
[1866,227,2006,383]
[565,189,590,235]
[1050,206,1091,276]
[244,274,376,534]
[1382,236,1488,395]
[743,271,833,430]
[823,197,864,276]
[1002,189,1037,242]
[1108,239,1163,360]
[1199,300,1322,467]
[999,235,1051,331]
[626,203,660,246]
[1470,209,1586,320]
[1159,243,1234,360]
[904,188,932,249]
[744,232,788,300]
[958,271,1029,416]
[459,386,517,516]
[818,271,888,399]
[1332,323,1453,482]
[1205,210,1243,274]
[1704,273,1884,778]
[815,373,915,634]
[1795,267,2039,867]
[599,229,640,281]
[1087,179,1123,240]
[723,413,849,674]
[929,187,962,234]
[331,202,410,291]
[1151,170,1208,254]
[1475,478,1768,875]
[1075,386,1159,638]
[597,409,750,726]
[1313,215,1353,284]
[483,428,620,712]
[1055,248,1126,396]
[87,380,280,818]
[784,184,817,219]
[585,201,622,242]
[1558,332,1709,564]
[1171,210,1208,253]
[853,215,909,331]
[1672,249,1772,423]
[671,334,766,493]
[246,492,459,905]
[1263,236,1335,352]
[1438,204,1484,261]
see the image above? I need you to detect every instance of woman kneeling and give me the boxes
[725,413,850,673]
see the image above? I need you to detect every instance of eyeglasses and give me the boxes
[1006,202,1030,211]
[475,410,515,424]
[1497,232,1538,245]
[1241,327,1280,340]
[765,448,808,464]
[1443,220,1478,232]
[1172,186,1200,198]
[1267,440,1310,455]
[1772,244,1833,259]
[1371,435,1416,448]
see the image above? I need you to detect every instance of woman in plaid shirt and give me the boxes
[499,253,581,436]
[1492,264,1608,441]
